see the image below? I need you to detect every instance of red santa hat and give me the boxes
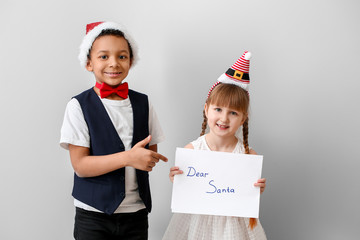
[78,21,139,68]
[208,51,252,97]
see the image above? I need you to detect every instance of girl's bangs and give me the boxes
[209,84,249,112]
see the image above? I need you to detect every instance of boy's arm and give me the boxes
[148,144,158,152]
[69,135,167,178]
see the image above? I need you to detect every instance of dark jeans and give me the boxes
[74,207,148,240]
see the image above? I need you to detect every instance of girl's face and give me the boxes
[205,103,246,139]
[86,35,132,87]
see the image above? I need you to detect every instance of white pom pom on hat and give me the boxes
[208,51,252,97]
[243,51,252,60]
[78,21,139,69]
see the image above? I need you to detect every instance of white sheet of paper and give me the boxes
[171,147,263,218]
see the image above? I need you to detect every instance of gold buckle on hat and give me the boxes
[233,70,244,80]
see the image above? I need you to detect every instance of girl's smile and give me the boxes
[216,123,229,130]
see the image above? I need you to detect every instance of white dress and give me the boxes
[162,136,267,240]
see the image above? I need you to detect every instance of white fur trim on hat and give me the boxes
[78,22,139,69]
[217,73,250,91]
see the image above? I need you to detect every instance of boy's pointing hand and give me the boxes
[128,135,168,171]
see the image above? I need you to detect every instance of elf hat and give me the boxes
[208,51,252,97]
[78,21,139,68]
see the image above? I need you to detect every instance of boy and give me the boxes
[60,21,167,239]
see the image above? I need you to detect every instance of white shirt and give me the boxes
[60,95,165,213]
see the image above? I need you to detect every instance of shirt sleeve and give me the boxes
[148,100,165,146]
[60,98,90,150]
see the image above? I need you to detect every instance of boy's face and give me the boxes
[86,35,132,87]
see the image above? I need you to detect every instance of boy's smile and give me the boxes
[86,35,132,94]
[104,72,122,77]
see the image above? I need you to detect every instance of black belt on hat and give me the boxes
[226,68,250,81]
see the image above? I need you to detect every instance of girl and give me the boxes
[163,52,267,240]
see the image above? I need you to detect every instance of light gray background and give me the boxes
[1,0,359,239]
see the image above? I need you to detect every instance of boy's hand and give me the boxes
[128,135,167,171]
[169,166,183,183]
[254,178,266,194]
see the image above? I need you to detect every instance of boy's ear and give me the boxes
[85,59,93,72]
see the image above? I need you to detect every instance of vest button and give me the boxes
[120,176,125,181]
[120,192,125,197]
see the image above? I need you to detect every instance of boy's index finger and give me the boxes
[152,152,168,162]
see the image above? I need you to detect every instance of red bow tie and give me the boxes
[95,82,129,99]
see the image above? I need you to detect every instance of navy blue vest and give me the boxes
[72,88,151,215]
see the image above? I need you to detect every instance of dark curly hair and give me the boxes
[87,29,134,61]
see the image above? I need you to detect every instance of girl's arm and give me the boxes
[250,148,267,194]
[69,135,168,178]
[168,143,193,182]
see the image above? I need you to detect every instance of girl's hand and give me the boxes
[254,178,266,194]
[169,166,183,183]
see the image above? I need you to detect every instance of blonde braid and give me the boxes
[200,109,207,136]
[242,118,250,154]
[243,117,258,229]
